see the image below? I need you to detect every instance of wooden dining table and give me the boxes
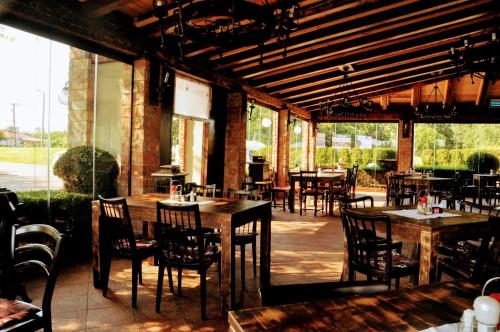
[473,173,499,203]
[288,172,344,215]
[229,280,480,332]
[342,205,489,284]
[403,175,454,191]
[91,193,272,311]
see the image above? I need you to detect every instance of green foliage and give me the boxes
[0,130,5,140]
[362,149,373,164]
[316,147,333,166]
[435,149,449,165]
[16,190,93,259]
[337,148,351,164]
[53,146,119,197]
[449,150,462,166]
[421,149,434,165]
[466,152,500,173]
[31,129,68,148]
[351,148,362,165]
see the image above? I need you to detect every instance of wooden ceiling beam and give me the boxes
[0,0,143,62]
[83,0,131,17]
[210,0,473,69]
[235,9,494,79]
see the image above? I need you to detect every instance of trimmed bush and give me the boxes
[53,146,119,197]
[421,149,434,165]
[362,149,373,165]
[449,150,462,166]
[436,149,449,165]
[337,148,351,164]
[351,148,362,165]
[466,152,500,173]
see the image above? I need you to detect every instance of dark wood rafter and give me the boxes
[82,0,132,17]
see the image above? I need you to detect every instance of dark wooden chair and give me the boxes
[299,171,324,216]
[326,168,356,215]
[270,181,290,211]
[98,196,158,308]
[0,224,64,332]
[437,215,500,283]
[227,188,257,200]
[438,172,464,209]
[155,202,220,319]
[340,207,419,290]
[385,174,415,206]
[341,196,403,254]
[191,184,216,197]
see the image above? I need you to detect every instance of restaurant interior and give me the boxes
[0,0,500,331]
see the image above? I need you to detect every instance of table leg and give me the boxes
[418,230,439,285]
[259,206,272,306]
[289,178,296,213]
[220,220,234,311]
[91,204,101,288]
[340,233,349,281]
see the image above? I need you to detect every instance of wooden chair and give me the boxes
[340,208,419,290]
[385,174,415,206]
[270,180,290,211]
[0,224,64,332]
[438,172,464,209]
[155,202,220,319]
[98,196,158,308]
[227,188,257,200]
[255,181,273,200]
[437,215,500,283]
[341,196,403,254]
[326,168,355,215]
[191,184,216,197]
[299,171,324,216]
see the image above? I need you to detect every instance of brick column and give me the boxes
[117,64,133,196]
[276,109,290,187]
[301,121,309,170]
[67,48,94,147]
[397,120,413,172]
[130,59,161,194]
[308,122,316,170]
[223,92,247,194]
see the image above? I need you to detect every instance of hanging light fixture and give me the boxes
[262,117,272,128]
[153,0,300,59]
[293,124,302,134]
[319,65,377,117]
[414,81,457,121]
[448,28,499,83]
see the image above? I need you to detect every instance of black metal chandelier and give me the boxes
[448,29,499,83]
[414,82,457,121]
[319,67,376,117]
[153,0,300,59]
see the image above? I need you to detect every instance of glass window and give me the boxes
[174,75,211,120]
[413,123,500,172]
[289,118,305,170]
[171,116,181,165]
[246,104,275,163]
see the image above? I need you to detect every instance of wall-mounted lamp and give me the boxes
[248,98,256,120]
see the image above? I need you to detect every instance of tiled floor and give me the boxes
[26,192,397,331]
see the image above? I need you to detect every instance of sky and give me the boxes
[0,24,69,132]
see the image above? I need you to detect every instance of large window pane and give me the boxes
[289,118,304,170]
[246,104,275,163]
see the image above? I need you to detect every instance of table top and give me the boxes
[290,172,344,179]
[151,172,189,177]
[229,280,480,332]
[473,173,499,178]
[404,176,453,181]
[104,193,271,216]
[349,205,488,230]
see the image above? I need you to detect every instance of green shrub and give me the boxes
[316,147,334,166]
[421,149,434,165]
[17,190,93,259]
[449,150,462,166]
[361,149,373,164]
[53,146,119,197]
[351,148,362,165]
[466,152,500,173]
[436,149,449,165]
[337,148,351,164]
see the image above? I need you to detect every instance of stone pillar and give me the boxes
[67,48,94,147]
[130,59,161,195]
[117,64,133,196]
[223,92,247,194]
[397,120,413,172]
[276,109,290,187]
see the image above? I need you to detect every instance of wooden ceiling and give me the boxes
[0,0,498,117]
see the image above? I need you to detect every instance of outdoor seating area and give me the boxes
[1,1,500,331]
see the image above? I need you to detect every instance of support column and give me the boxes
[397,119,413,172]
[276,109,290,187]
[117,64,132,196]
[223,91,247,194]
[301,121,309,170]
[130,58,161,194]
[308,122,316,170]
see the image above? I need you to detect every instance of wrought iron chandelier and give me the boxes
[414,82,457,121]
[153,0,300,59]
[319,67,376,117]
[448,29,499,83]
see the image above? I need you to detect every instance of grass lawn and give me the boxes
[0,147,67,165]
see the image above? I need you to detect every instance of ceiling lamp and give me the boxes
[414,82,457,121]
[319,66,377,117]
[153,0,300,59]
[448,29,499,83]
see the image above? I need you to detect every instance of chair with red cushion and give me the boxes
[340,207,419,290]
[0,224,64,332]
[98,196,158,308]
[155,202,220,319]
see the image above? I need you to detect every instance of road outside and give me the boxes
[0,161,63,192]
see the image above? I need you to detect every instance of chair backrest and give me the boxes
[460,200,493,215]
[11,224,64,322]
[340,207,392,284]
[156,202,204,265]
[191,184,216,197]
[98,196,137,255]
[473,215,500,282]
[299,171,319,192]
[342,196,374,209]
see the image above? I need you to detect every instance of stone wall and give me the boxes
[397,120,413,172]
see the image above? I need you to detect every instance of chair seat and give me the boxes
[162,243,220,265]
[0,299,40,329]
[370,253,419,273]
